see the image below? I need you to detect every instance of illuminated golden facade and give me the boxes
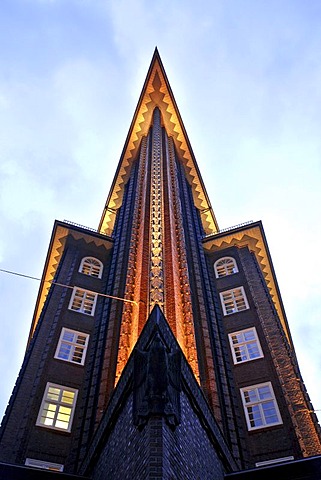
[1,49,321,477]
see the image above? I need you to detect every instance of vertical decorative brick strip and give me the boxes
[239,248,321,456]
[149,108,165,311]
[176,162,222,423]
[164,135,199,381]
[115,136,149,384]
[95,169,138,428]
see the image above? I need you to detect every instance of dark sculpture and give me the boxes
[133,331,181,429]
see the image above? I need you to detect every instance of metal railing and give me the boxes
[62,220,103,234]
[205,220,254,237]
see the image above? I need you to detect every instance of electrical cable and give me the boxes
[0,268,138,306]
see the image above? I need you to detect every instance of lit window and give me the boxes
[36,383,78,432]
[220,287,249,315]
[214,257,238,278]
[240,382,282,430]
[55,328,89,365]
[79,257,103,279]
[25,458,64,472]
[69,287,97,316]
[228,327,263,364]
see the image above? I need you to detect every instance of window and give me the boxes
[228,327,263,364]
[220,287,249,315]
[69,287,97,316]
[79,257,103,279]
[214,257,238,278]
[36,383,78,432]
[25,458,64,472]
[55,328,89,365]
[240,382,282,430]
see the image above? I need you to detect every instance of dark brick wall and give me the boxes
[164,391,228,480]
[90,395,151,480]
[176,158,244,465]
[83,306,236,480]
[0,229,112,473]
[205,244,303,465]
[89,389,229,480]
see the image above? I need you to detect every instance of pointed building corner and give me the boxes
[80,306,237,479]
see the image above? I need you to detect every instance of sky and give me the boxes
[0,0,321,425]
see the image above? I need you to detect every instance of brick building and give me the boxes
[0,49,321,479]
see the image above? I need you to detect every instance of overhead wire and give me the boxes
[0,268,138,306]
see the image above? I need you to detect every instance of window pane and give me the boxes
[40,403,56,426]
[47,387,60,401]
[244,389,258,403]
[234,345,248,362]
[258,385,272,400]
[76,335,87,345]
[262,401,279,424]
[243,330,255,341]
[57,344,71,360]
[247,342,260,358]
[63,331,75,342]
[62,391,75,405]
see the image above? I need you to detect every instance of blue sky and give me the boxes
[1,0,321,423]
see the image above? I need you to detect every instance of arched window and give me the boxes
[214,257,238,278]
[79,257,103,279]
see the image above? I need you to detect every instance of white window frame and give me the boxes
[240,382,282,431]
[214,256,238,278]
[55,328,89,366]
[228,327,263,364]
[25,458,64,472]
[220,286,249,315]
[36,383,78,432]
[79,256,103,279]
[68,287,97,316]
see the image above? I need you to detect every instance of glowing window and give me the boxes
[240,382,282,430]
[229,327,263,364]
[25,458,64,472]
[55,328,89,365]
[36,383,78,432]
[79,257,103,279]
[69,287,97,316]
[220,287,249,315]
[214,257,238,278]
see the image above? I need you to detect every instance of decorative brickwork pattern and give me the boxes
[239,248,321,456]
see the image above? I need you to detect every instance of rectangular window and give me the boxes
[220,287,249,315]
[68,287,97,316]
[229,327,263,364]
[55,328,89,365]
[240,382,282,431]
[25,458,64,472]
[36,383,78,432]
